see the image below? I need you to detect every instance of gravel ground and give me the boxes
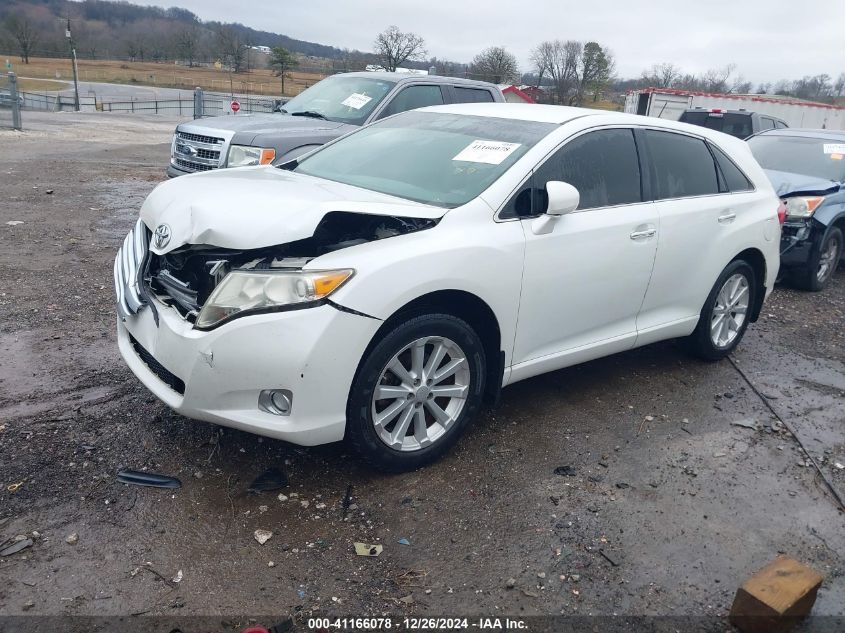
[0,112,843,631]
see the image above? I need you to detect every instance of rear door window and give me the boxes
[453,87,495,103]
[646,130,720,199]
[759,117,776,130]
[379,85,445,118]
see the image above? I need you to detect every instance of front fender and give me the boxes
[274,144,323,165]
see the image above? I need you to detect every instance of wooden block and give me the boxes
[730,556,823,633]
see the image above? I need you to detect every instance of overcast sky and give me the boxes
[135,0,843,84]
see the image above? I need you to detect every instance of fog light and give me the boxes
[258,389,293,416]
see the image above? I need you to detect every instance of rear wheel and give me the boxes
[687,260,756,361]
[794,227,842,292]
[346,313,486,472]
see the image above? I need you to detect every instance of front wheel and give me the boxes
[686,260,757,361]
[346,313,486,472]
[794,227,842,292]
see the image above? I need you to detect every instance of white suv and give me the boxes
[115,103,781,471]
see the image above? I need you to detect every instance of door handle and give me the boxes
[718,212,737,224]
[630,228,657,240]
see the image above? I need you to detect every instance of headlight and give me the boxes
[783,196,825,219]
[226,145,276,167]
[195,269,354,329]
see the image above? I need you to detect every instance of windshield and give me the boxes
[679,111,753,139]
[280,75,395,125]
[293,111,557,207]
[748,135,845,183]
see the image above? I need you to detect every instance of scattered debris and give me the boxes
[521,588,538,598]
[65,533,79,546]
[354,542,383,557]
[268,561,275,568]
[342,484,354,519]
[599,550,619,567]
[713,452,728,458]
[117,470,182,489]
[399,594,415,605]
[505,578,516,589]
[171,570,183,584]
[248,467,288,493]
[254,529,273,545]
[22,600,35,611]
[554,465,577,476]
[45,189,54,195]
[277,493,288,502]
[731,418,758,430]
[6,221,24,226]
[398,538,410,546]
[615,482,630,489]
[730,556,822,633]
[0,538,33,557]
[300,500,309,509]
[835,463,844,470]
[7,481,24,493]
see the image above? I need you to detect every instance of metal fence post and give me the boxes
[9,72,21,130]
[194,87,204,119]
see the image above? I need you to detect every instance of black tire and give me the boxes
[686,259,757,361]
[794,227,842,292]
[346,313,486,472]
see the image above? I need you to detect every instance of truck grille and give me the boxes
[172,130,226,173]
[128,334,186,395]
[114,219,149,319]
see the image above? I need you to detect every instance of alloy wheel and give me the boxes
[371,336,470,452]
[817,235,841,283]
[710,273,749,349]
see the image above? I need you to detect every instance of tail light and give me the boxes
[776,201,787,225]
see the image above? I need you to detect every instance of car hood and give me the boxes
[140,166,446,255]
[764,169,841,197]
[180,113,348,137]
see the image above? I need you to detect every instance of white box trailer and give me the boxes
[624,87,845,130]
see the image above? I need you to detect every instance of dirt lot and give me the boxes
[7,56,327,96]
[0,111,844,631]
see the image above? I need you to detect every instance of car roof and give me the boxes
[337,71,497,88]
[754,128,845,141]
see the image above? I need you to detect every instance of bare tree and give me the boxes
[834,73,845,99]
[641,62,681,88]
[4,15,38,64]
[373,25,426,72]
[530,40,581,104]
[216,25,246,73]
[701,64,735,92]
[470,46,519,84]
[175,24,199,66]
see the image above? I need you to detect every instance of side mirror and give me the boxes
[545,181,580,216]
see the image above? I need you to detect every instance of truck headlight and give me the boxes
[195,269,354,329]
[783,196,825,220]
[227,145,276,167]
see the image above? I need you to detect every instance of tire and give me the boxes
[346,313,486,472]
[794,227,842,292]
[686,259,757,361]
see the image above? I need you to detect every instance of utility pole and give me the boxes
[65,18,80,111]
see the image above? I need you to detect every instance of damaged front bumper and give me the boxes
[779,219,816,270]
[117,294,381,446]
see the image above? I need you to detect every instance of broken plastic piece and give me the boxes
[0,538,33,557]
[354,542,383,557]
[248,467,289,493]
[117,470,182,489]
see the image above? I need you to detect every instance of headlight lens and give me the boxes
[227,145,276,167]
[195,269,354,329]
[783,196,825,219]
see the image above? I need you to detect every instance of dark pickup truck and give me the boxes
[167,72,504,177]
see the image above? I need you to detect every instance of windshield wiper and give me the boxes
[289,111,328,120]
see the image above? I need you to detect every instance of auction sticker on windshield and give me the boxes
[342,93,373,110]
[453,140,522,165]
[823,143,845,155]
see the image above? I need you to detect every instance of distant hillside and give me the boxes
[0,0,366,67]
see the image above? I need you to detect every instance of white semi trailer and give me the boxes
[624,87,845,130]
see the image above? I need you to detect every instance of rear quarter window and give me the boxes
[453,87,495,103]
[709,143,754,192]
[646,130,720,199]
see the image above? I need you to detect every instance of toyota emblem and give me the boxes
[154,224,172,249]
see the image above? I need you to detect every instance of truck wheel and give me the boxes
[686,260,756,361]
[795,227,842,292]
[346,313,486,472]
